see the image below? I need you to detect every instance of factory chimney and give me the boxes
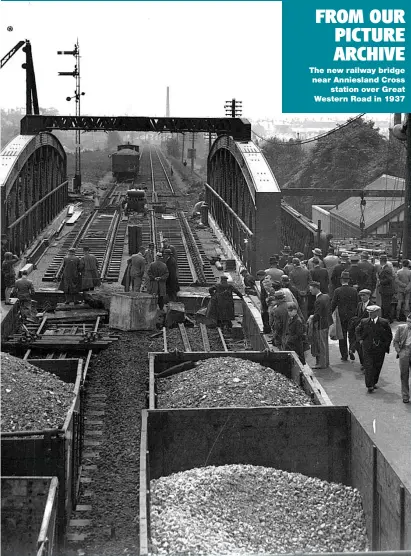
[166,86,170,117]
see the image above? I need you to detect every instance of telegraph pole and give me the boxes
[191,132,195,174]
[58,40,85,192]
[224,98,242,118]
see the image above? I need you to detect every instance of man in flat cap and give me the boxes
[331,271,358,361]
[355,305,392,393]
[348,289,372,367]
[308,281,333,368]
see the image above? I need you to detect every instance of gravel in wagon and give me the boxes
[157,356,312,408]
[1,352,74,432]
[150,464,369,555]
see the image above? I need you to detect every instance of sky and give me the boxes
[0,1,284,119]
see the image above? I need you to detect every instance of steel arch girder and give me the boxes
[207,135,282,273]
[1,132,66,199]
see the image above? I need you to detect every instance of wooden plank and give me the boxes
[178,323,192,352]
[199,323,211,352]
[45,310,107,321]
[66,210,82,226]
[217,327,229,351]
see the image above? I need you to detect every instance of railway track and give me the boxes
[43,208,127,283]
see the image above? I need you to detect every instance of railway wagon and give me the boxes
[111,144,140,182]
[140,405,411,555]
[148,350,331,409]
[1,476,59,556]
[1,359,84,548]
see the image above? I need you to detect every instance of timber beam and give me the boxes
[282,188,405,197]
[20,115,252,141]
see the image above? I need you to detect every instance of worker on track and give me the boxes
[207,276,243,331]
[147,253,169,310]
[13,270,35,321]
[59,248,82,305]
[80,246,100,292]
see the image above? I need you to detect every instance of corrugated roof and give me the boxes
[330,174,405,230]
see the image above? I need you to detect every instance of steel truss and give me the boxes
[1,133,68,255]
[20,115,251,141]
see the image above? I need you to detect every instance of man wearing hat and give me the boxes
[358,251,377,293]
[207,276,243,331]
[240,268,257,295]
[348,254,368,291]
[161,238,178,266]
[279,246,292,269]
[290,258,310,320]
[164,248,179,302]
[128,247,146,292]
[308,281,333,368]
[294,252,307,268]
[283,256,295,276]
[307,248,325,271]
[331,271,358,361]
[270,291,289,348]
[330,252,351,295]
[355,305,393,393]
[393,312,411,403]
[59,247,81,305]
[147,253,169,310]
[348,289,372,367]
[265,257,284,283]
[281,275,301,306]
[323,248,339,277]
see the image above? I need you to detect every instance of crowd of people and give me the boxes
[243,246,411,403]
[121,238,180,310]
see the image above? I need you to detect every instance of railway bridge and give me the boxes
[1,114,330,272]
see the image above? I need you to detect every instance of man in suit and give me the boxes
[378,255,395,322]
[331,271,358,361]
[393,313,411,403]
[358,251,377,294]
[348,289,372,368]
[330,252,351,296]
[278,246,292,269]
[356,305,393,393]
[323,248,339,278]
[308,281,333,369]
[348,254,368,291]
[290,258,310,320]
[307,248,325,270]
[308,257,329,317]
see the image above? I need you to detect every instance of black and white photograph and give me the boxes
[0,1,410,555]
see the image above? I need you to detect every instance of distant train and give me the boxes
[112,144,140,182]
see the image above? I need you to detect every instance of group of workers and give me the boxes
[121,238,179,310]
[242,245,410,403]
